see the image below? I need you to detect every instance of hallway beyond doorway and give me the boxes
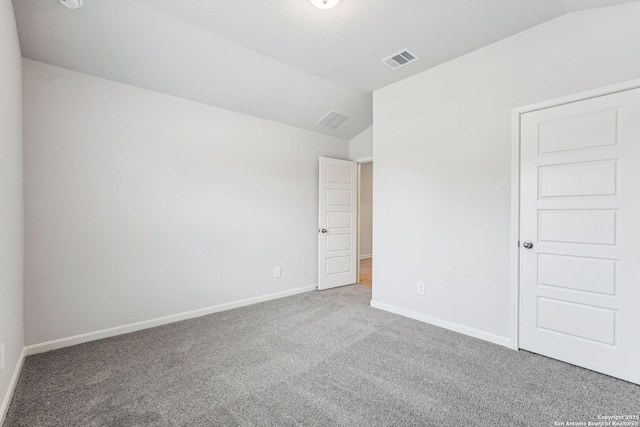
[359,258,372,286]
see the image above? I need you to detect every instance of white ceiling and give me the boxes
[13,0,640,140]
[563,0,639,11]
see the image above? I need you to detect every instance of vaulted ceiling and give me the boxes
[13,0,639,140]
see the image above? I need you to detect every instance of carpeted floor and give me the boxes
[4,285,639,426]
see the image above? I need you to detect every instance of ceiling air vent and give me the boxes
[381,49,419,70]
[317,111,350,130]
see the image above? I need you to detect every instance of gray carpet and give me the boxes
[4,285,639,427]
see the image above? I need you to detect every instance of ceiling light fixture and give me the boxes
[59,0,83,10]
[309,0,341,9]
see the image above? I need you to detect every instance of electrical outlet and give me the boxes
[417,281,425,295]
[274,267,281,278]
[0,342,5,372]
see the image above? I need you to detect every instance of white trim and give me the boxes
[509,78,640,353]
[509,108,521,351]
[370,300,512,348]
[512,78,640,116]
[0,347,26,426]
[356,158,373,281]
[352,156,373,163]
[356,162,362,282]
[25,286,316,356]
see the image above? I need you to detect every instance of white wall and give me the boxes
[372,3,640,345]
[23,59,348,346]
[349,126,373,161]
[359,162,373,258]
[0,0,24,419]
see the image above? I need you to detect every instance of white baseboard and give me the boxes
[359,254,372,260]
[369,300,512,348]
[0,347,26,426]
[26,285,317,356]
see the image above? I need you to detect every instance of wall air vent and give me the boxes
[317,111,350,130]
[381,49,419,70]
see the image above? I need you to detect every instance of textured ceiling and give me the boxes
[12,0,640,140]
[563,0,640,11]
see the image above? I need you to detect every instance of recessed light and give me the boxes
[59,0,83,10]
[309,0,341,9]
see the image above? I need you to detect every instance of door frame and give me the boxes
[355,157,373,284]
[509,78,640,351]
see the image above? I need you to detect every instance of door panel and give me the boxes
[519,88,640,385]
[537,253,616,295]
[318,157,357,290]
[538,160,617,198]
[538,109,618,154]
[538,210,617,245]
[537,297,616,345]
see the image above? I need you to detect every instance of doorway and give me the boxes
[317,157,373,290]
[358,161,373,287]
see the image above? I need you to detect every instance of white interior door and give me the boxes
[318,157,357,290]
[519,87,640,385]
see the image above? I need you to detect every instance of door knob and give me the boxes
[319,228,328,233]
[523,240,534,249]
